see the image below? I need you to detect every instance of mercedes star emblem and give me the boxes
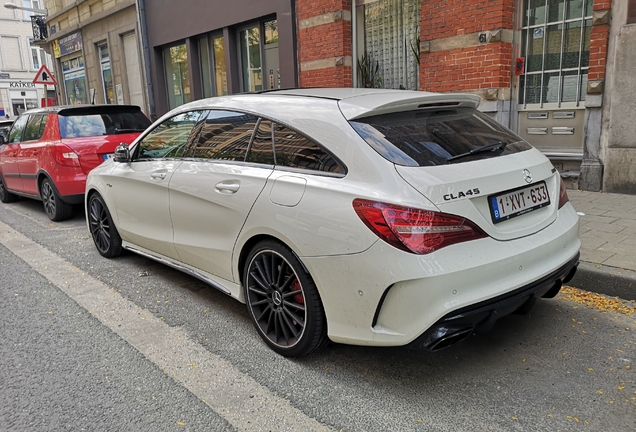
[522,169,532,184]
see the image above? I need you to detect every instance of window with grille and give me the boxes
[519,0,593,107]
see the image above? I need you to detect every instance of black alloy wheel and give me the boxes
[0,175,18,203]
[40,178,73,221]
[88,193,122,258]
[244,241,328,357]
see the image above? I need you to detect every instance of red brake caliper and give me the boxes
[290,279,304,304]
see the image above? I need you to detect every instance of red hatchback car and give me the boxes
[0,105,151,221]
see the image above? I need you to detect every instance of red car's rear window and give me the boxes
[58,109,151,139]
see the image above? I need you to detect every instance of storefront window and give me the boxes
[164,44,191,109]
[199,35,228,98]
[263,20,280,90]
[214,37,228,96]
[62,56,88,105]
[98,44,114,104]
[240,26,262,92]
[199,37,212,98]
[357,0,420,90]
[519,0,593,106]
[10,93,38,116]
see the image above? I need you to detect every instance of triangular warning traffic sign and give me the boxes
[33,65,57,85]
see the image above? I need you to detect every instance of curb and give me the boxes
[567,261,636,301]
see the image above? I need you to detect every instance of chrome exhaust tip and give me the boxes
[428,328,473,351]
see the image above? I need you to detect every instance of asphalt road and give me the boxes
[0,199,634,432]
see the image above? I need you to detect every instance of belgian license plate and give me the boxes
[488,181,550,224]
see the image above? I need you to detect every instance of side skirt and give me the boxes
[122,242,242,300]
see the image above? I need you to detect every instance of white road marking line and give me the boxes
[0,220,332,432]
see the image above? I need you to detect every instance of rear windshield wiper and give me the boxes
[446,141,507,163]
[112,128,147,134]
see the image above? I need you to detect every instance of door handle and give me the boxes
[215,181,240,194]
[151,172,167,180]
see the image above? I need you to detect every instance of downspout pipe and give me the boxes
[136,0,156,120]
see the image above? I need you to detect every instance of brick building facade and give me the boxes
[294,0,634,193]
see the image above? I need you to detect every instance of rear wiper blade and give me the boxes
[446,141,507,162]
[113,128,146,133]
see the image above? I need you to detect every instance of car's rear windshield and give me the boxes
[349,108,532,166]
[58,109,151,139]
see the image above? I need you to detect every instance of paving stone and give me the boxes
[618,226,636,236]
[570,205,610,216]
[578,231,629,249]
[618,236,636,247]
[595,242,636,256]
[602,255,636,272]
[578,221,629,234]
[579,248,614,264]
[610,218,636,227]
[600,211,636,221]
[576,214,619,224]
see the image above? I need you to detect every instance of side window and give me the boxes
[136,111,204,160]
[246,119,275,165]
[8,115,29,143]
[22,115,46,142]
[188,110,258,161]
[272,124,342,174]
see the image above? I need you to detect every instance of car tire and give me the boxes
[0,175,18,203]
[40,178,73,221]
[88,193,122,258]
[244,240,328,357]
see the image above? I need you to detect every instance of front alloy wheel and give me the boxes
[88,193,122,258]
[245,241,327,357]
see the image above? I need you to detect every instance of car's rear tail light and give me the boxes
[558,176,569,209]
[53,144,81,167]
[353,199,488,254]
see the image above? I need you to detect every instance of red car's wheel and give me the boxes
[0,175,18,203]
[40,178,73,221]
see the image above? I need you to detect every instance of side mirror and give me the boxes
[113,143,130,163]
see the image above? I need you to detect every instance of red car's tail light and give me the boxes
[53,144,81,167]
[558,176,569,209]
[353,199,488,254]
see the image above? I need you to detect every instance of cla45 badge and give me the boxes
[443,188,481,201]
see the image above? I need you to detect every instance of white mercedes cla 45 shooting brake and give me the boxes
[85,89,580,357]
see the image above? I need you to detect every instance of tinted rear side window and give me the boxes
[246,119,275,165]
[272,124,343,174]
[188,110,258,162]
[59,110,151,138]
[350,108,532,166]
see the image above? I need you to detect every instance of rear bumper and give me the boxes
[406,252,579,351]
[302,202,581,347]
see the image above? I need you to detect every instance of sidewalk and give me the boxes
[566,189,636,301]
